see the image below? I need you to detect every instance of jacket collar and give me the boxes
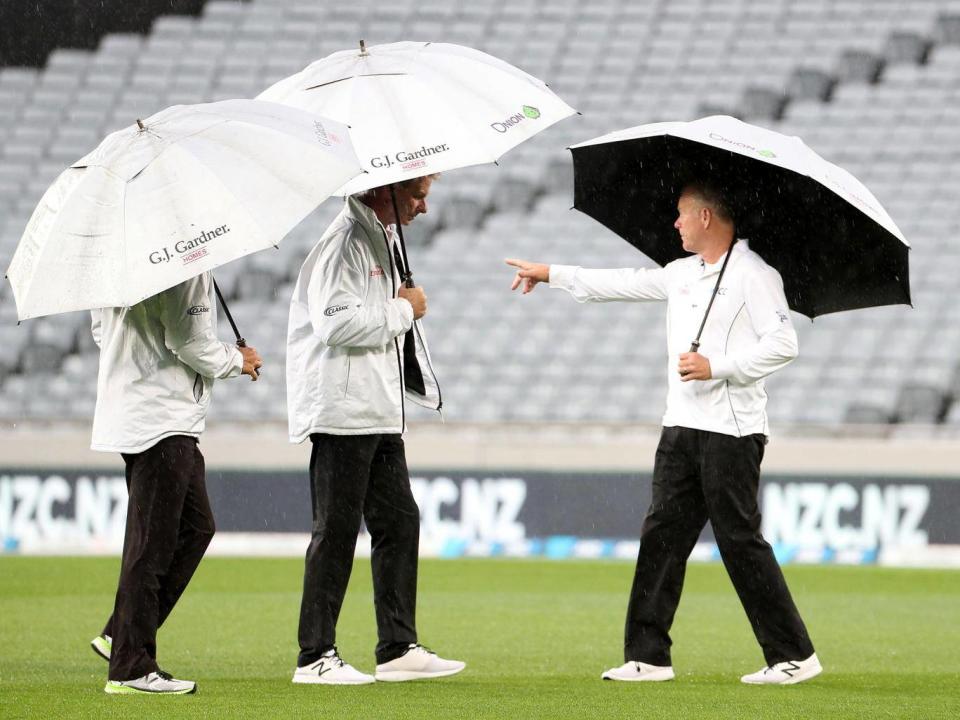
[345,195,398,242]
[699,238,748,278]
[343,195,402,277]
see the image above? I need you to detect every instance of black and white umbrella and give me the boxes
[570,115,910,320]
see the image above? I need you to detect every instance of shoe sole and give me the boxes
[91,638,110,662]
[374,666,465,682]
[292,675,375,685]
[741,665,823,686]
[104,682,197,695]
[602,670,675,682]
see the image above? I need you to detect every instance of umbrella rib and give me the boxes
[304,73,407,91]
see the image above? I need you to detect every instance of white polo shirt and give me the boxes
[549,240,798,437]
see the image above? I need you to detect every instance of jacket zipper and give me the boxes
[412,321,443,411]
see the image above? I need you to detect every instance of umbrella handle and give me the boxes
[389,184,416,289]
[235,337,261,376]
[688,341,700,353]
[213,279,260,376]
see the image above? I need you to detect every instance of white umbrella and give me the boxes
[258,41,577,196]
[6,99,361,321]
[258,40,575,284]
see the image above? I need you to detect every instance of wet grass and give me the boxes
[0,557,958,719]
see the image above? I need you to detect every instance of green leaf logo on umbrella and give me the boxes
[757,149,777,158]
[523,105,541,119]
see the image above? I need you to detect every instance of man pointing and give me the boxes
[507,181,820,685]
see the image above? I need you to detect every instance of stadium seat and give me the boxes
[894,383,949,423]
[2,0,960,429]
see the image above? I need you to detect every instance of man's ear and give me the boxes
[700,206,711,228]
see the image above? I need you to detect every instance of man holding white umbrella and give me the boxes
[89,274,262,694]
[6,99,363,694]
[261,40,575,684]
[286,173,461,685]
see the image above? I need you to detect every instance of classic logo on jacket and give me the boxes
[324,304,350,316]
[187,305,210,316]
[370,266,385,278]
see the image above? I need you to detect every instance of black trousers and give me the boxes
[102,435,215,681]
[624,426,815,666]
[298,433,420,667]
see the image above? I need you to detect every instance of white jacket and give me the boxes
[550,240,798,437]
[287,196,441,442]
[90,272,243,453]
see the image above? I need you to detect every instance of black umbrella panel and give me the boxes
[570,134,910,319]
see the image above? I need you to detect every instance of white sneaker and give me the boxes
[740,653,823,685]
[375,644,465,682]
[602,661,675,682]
[91,634,112,661]
[292,648,375,685]
[104,670,196,694]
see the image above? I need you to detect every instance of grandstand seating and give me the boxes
[2,0,960,433]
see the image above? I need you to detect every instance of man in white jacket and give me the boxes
[507,181,820,686]
[87,273,261,695]
[287,176,463,685]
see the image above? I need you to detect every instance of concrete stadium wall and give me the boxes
[2,420,959,475]
[1,422,958,566]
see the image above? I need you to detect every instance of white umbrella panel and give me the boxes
[7,99,362,321]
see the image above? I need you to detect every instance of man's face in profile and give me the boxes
[674,190,706,255]
[394,176,434,226]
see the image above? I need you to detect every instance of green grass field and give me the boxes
[1,557,958,719]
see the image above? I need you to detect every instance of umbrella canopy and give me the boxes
[6,99,361,321]
[569,115,910,318]
[257,40,576,195]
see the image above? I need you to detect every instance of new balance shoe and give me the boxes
[602,661,675,682]
[91,634,112,662]
[292,647,374,685]
[374,644,465,682]
[740,653,823,685]
[104,670,196,695]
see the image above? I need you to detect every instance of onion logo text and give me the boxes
[491,105,541,133]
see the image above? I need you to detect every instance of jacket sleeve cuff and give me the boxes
[225,346,244,378]
[709,354,738,382]
[548,264,578,289]
[393,297,415,330]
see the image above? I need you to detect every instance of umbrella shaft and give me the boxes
[213,279,241,342]
[690,239,737,351]
[389,184,415,288]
